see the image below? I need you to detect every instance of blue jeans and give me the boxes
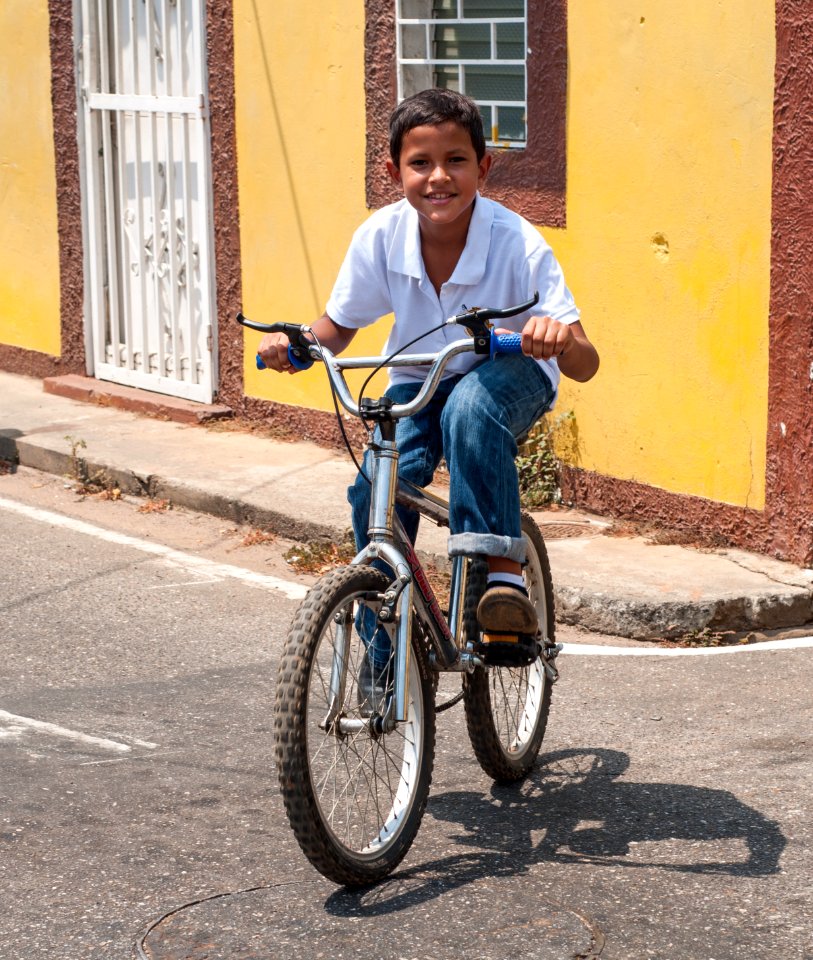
[348,353,555,569]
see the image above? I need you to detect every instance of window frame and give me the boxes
[396,1,529,148]
[365,0,567,226]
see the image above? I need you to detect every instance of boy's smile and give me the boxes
[387,121,492,240]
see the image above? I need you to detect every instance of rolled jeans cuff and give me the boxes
[447,533,527,564]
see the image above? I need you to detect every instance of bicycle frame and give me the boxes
[349,425,481,725]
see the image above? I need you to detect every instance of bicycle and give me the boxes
[237,295,562,887]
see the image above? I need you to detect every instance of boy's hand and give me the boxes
[521,314,574,360]
[256,314,357,373]
[499,316,598,382]
[499,315,574,361]
[258,332,298,374]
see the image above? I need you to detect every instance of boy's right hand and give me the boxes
[257,332,298,374]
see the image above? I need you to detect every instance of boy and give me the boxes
[258,88,599,660]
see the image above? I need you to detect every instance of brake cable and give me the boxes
[315,320,451,486]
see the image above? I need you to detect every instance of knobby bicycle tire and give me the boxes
[462,512,555,783]
[275,565,436,886]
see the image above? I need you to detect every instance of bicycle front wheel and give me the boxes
[462,512,555,783]
[275,565,435,886]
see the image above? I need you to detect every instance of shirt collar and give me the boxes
[387,194,494,286]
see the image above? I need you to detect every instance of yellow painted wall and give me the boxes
[554,2,773,509]
[235,0,388,407]
[235,0,774,509]
[0,0,61,356]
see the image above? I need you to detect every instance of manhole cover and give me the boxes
[138,874,604,960]
[539,522,602,540]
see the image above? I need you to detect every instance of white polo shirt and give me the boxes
[325,195,580,394]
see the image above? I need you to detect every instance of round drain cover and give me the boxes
[140,873,603,960]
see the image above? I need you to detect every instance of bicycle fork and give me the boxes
[343,426,468,725]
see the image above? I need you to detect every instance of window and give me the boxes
[365,0,567,225]
[397,1,527,147]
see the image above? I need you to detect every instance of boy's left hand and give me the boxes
[496,315,574,361]
[497,316,599,382]
[497,317,599,383]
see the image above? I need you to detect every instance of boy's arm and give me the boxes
[519,316,599,383]
[257,313,357,374]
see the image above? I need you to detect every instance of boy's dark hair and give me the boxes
[389,88,486,166]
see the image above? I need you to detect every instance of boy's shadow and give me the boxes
[325,748,786,916]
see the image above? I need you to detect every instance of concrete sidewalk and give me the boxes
[2,370,812,640]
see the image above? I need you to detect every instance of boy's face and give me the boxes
[387,122,491,234]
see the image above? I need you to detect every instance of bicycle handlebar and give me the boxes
[236,293,537,421]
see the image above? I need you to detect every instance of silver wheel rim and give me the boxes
[488,532,548,758]
[305,592,424,859]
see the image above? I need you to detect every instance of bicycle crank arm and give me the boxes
[430,649,484,672]
[541,641,563,683]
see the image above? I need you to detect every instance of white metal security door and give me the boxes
[78,0,217,402]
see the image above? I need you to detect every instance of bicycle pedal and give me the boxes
[482,631,519,645]
[476,631,539,667]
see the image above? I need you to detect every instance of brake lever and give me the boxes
[236,313,314,370]
[449,293,540,353]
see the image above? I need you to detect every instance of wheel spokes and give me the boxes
[305,593,423,854]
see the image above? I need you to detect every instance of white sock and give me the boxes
[487,572,525,589]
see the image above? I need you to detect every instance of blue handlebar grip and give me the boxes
[255,347,313,371]
[490,332,524,359]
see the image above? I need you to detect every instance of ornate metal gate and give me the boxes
[77,0,217,402]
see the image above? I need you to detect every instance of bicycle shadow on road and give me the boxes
[324,747,786,917]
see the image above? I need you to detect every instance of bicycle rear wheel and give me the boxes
[462,512,555,783]
[275,565,435,886]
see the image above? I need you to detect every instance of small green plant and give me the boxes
[672,627,745,648]
[64,434,87,479]
[516,410,579,508]
[64,435,121,499]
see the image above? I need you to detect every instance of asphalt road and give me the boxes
[1,469,811,960]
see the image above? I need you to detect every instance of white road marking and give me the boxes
[562,636,813,656]
[2,496,810,658]
[128,737,161,749]
[0,709,137,753]
[0,495,308,600]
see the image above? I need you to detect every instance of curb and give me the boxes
[3,440,342,545]
[555,584,813,640]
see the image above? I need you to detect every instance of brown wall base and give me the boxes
[0,344,81,380]
[560,467,813,567]
[561,467,765,544]
[236,396,369,451]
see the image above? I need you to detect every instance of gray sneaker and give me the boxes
[476,585,538,634]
